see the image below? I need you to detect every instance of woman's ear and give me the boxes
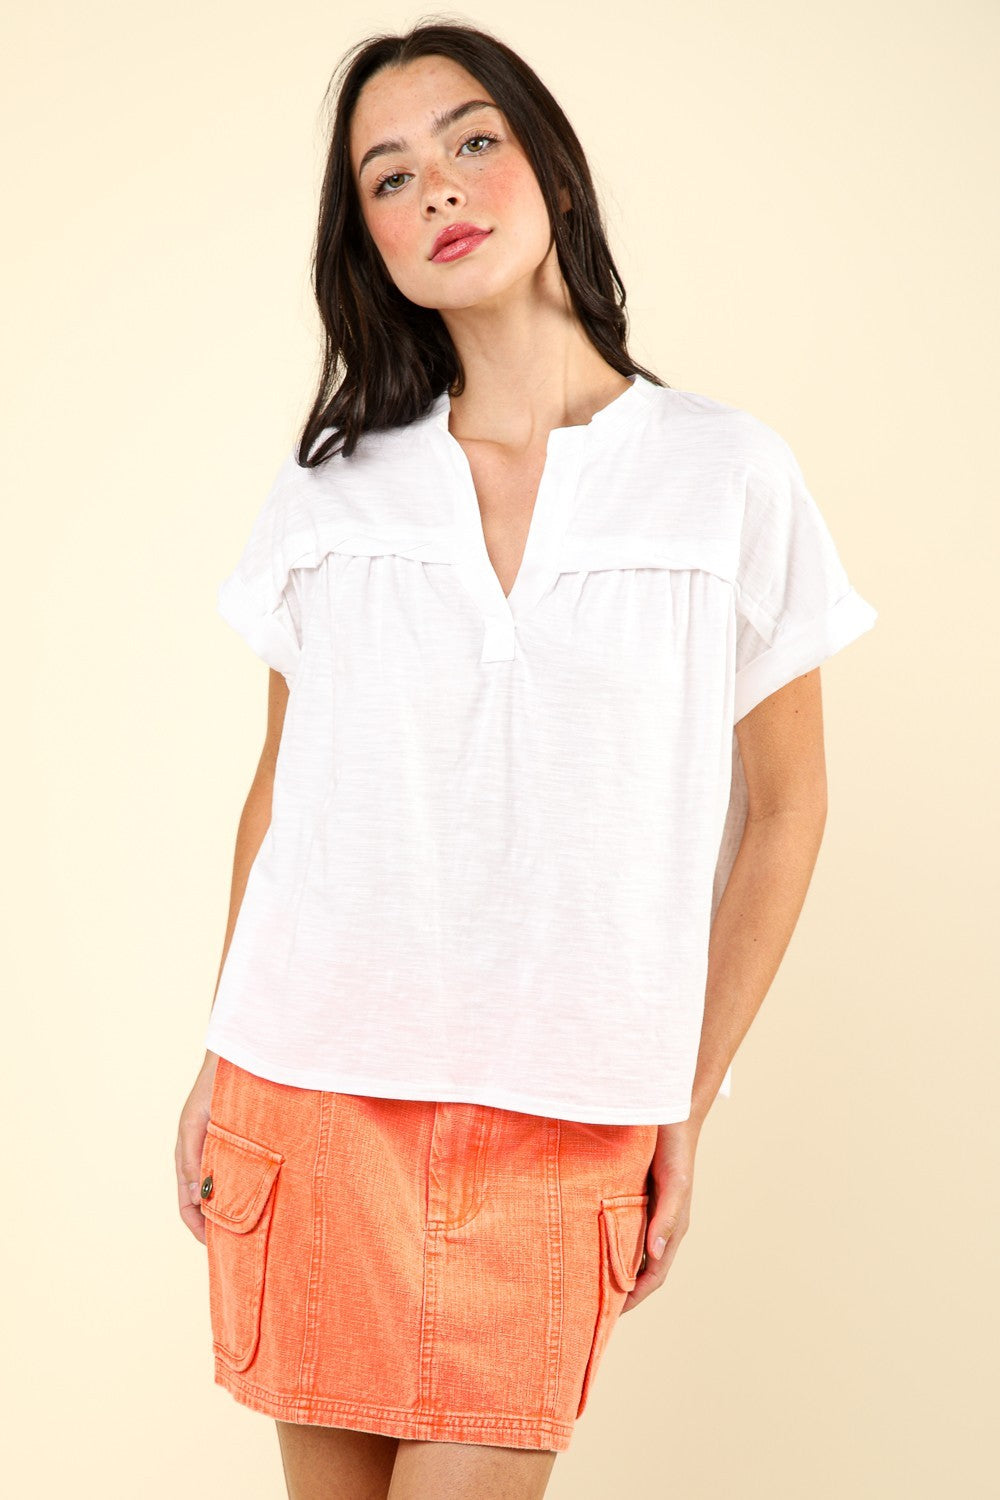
[557,183,572,213]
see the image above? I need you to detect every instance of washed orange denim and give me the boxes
[200,1056,657,1451]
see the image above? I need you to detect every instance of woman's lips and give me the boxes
[430,229,493,263]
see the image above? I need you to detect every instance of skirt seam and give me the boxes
[296,1088,332,1397]
[214,1361,575,1450]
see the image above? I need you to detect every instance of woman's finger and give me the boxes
[175,1063,216,1242]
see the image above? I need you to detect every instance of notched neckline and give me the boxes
[424,375,657,665]
[426,371,653,439]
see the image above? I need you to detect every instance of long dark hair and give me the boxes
[297,20,666,466]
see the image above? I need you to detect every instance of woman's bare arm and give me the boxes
[206,667,290,1022]
[688,666,830,1126]
[178,669,291,1239]
[628,667,831,1300]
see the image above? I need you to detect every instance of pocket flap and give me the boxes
[200,1121,284,1233]
[601,1194,649,1292]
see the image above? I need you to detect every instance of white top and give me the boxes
[203,374,878,1124]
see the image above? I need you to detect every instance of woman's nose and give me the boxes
[422,169,464,215]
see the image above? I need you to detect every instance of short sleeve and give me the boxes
[733,428,878,722]
[216,454,308,686]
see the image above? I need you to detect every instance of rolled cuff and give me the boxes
[734,586,878,723]
[217,570,300,685]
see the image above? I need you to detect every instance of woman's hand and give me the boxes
[175,1052,220,1246]
[622,1115,702,1312]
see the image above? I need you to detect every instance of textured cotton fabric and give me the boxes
[203,374,878,1124]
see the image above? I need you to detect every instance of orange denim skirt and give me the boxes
[199,1055,657,1452]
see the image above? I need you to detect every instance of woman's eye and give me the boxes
[374,172,408,196]
[372,132,499,196]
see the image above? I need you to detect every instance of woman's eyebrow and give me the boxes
[357,99,502,177]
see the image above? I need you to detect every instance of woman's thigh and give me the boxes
[275,1420,399,1500]
[387,1438,558,1500]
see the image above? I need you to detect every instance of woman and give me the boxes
[175,21,877,1499]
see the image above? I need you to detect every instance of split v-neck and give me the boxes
[426,373,657,662]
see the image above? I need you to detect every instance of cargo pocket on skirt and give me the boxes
[576,1192,649,1418]
[199,1120,284,1373]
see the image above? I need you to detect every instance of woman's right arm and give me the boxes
[206,667,290,1025]
[176,668,290,1243]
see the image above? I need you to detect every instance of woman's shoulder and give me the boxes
[252,409,455,563]
[644,381,791,467]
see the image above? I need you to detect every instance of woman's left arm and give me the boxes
[690,663,830,1126]
[627,666,829,1306]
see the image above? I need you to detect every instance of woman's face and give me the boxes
[349,54,558,313]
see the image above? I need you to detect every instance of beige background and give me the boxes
[4,1,996,1494]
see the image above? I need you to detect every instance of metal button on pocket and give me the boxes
[201,1174,214,1200]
